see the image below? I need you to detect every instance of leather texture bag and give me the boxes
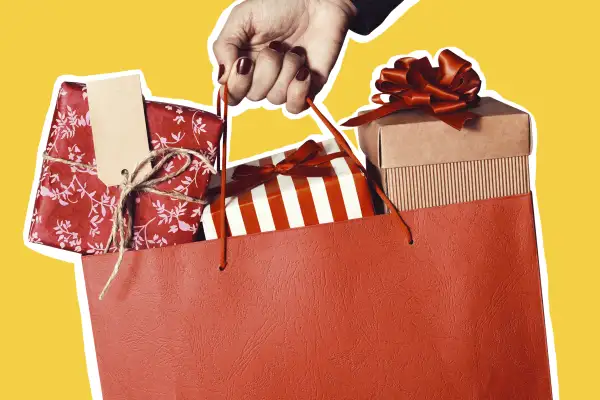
[80,99,553,399]
[82,194,552,399]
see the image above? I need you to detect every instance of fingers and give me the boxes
[217,42,312,111]
[225,57,255,106]
[212,4,248,84]
[286,67,311,114]
[246,41,285,102]
[213,40,240,85]
[267,47,306,106]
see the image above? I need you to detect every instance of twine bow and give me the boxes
[208,139,346,200]
[43,147,217,300]
[342,49,482,130]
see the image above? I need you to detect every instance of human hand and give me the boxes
[212,0,357,113]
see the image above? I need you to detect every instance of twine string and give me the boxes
[42,147,218,299]
[42,84,409,302]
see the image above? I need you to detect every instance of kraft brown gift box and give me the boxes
[357,97,532,212]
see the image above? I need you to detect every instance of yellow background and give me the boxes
[0,0,598,398]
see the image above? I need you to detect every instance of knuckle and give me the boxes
[286,98,304,114]
[246,91,265,102]
[288,85,306,101]
[267,89,287,105]
[228,96,241,106]
[260,55,282,70]
[230,4,243,16]
[284,54,304,68]
[286,104,301,115]
[224,87,240,105]
[212,40,222,56]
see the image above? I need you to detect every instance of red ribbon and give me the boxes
[342,49,482,130]
[208,140,346,199]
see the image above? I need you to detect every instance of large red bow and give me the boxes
[208,140,346,199]
[342,49,482,130]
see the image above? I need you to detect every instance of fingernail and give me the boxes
[236,57,252,75]
[218,64,225,80]
[295,67,310,82]
[269,41,284,53]
[290,46,305,57]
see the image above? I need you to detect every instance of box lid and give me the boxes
[357,97,531,168]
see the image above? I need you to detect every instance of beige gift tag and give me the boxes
[86,74,151,186]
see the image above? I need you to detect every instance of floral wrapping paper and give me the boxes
[28,82,223,254]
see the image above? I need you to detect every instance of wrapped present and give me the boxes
[28,80,223,254]
[343,49,531,212]
[201,138,374,239]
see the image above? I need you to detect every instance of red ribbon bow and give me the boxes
[342,49,482,130]
[209,140,346,199]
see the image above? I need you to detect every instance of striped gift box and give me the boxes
[201,139,374,240]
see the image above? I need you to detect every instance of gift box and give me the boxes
[201,138,374,239]
[357,97,531,211]
[28,79,223,254]
[345,50,531,212]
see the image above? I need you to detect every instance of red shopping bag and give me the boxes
[79,98,553,399]
[82,194,552,399]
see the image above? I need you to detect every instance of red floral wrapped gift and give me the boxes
[28,80,223,254]
[201,138,374,239]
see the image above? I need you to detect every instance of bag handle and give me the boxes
[216,87,229,270]
[215,89,413,271]
[306,98,413,244]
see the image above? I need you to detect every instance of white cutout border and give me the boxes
[22,0,559,398]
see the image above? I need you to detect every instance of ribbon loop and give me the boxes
[342,49,482,130]
[209,140,346,201]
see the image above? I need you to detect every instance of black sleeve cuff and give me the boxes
[349,0,405,35]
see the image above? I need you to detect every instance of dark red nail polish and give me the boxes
[290,46,306,57]
[295,67,310,81]
[269,41,284,53]
[218,64,225,80]
[236,58,252,75]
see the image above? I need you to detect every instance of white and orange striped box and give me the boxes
[201,139,374,240]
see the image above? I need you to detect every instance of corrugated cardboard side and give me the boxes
[383,156,530,211]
